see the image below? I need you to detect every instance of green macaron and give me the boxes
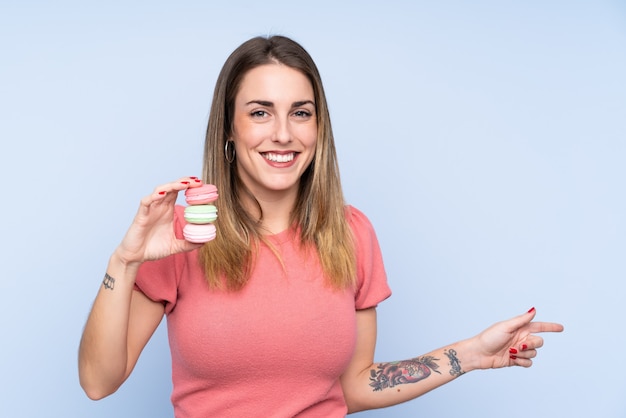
[184,204,218,224]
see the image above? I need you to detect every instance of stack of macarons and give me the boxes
[182,183,219,243]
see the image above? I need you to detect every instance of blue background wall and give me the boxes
[1,1,624,416]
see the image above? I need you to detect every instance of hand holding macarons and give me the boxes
[114,177,215,265]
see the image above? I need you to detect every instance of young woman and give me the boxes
[79,35,564,417]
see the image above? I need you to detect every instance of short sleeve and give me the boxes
[134,205,187,314]
[347,205,392,310]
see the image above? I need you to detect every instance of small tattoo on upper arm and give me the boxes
[103,273,115,290]
[444,348,464,377]
[369,356,441,392]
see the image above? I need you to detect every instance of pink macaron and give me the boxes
[183,223,217,243]
[185,184,218,205]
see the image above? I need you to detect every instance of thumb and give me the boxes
[505,307,536,332]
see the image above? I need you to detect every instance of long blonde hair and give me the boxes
[200,35,355,291]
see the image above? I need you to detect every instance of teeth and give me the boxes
[264,152,294,163]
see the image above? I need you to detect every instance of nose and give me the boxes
[272,115,292,144]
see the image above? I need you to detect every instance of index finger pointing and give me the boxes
[528,321,564,333]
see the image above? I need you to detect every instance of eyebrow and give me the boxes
[245,100,315,108]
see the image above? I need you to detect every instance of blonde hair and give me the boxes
[200,35,355,291]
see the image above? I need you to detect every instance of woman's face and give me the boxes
[231,63,317,202]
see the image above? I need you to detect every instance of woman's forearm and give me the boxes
[344,339,476,413]
[78,253,140,399]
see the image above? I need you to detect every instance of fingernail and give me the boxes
[181,181,190,185]
[194,179,202,183]
[158,191,166,195]
[190,176,198,179]
[521,344,528,351]
[509,348,518,354]
[528,307,536,313]
[510,355,517,360]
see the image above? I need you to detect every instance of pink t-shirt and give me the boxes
[135,205,391,417]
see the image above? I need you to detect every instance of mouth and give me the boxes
[262,152,297,163]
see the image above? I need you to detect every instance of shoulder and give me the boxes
[344,205,376,235]
[345,205,392,307]
[344,205,381,252]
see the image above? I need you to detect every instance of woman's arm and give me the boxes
[78,255,164,399]
[78,177,204,399]
[340,307,564,413]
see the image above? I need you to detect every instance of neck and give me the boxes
[240,187,298,235]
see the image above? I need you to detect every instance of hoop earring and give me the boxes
[224,140,235,163]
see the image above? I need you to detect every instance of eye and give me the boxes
[293,110,312,118]
[250,110,268,118]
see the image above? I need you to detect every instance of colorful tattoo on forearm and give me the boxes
[103,273,115,290]
[369,356,441,391]
[444,348,464,377]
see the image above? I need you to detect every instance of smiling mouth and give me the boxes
[262,152,296,163]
